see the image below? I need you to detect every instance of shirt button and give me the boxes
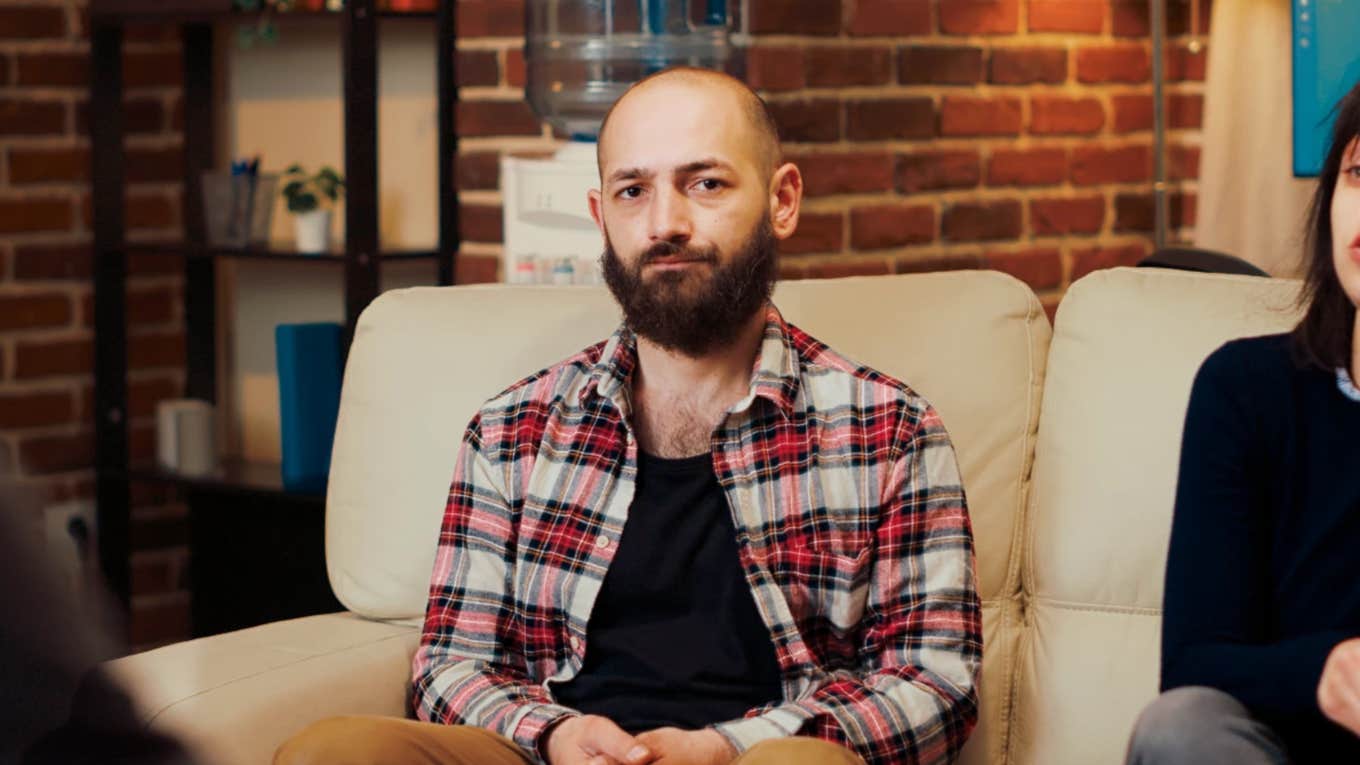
[595,535,610,549]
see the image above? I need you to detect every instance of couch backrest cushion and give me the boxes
[1012,268,1301,764]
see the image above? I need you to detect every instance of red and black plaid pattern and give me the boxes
[412,306,981,765]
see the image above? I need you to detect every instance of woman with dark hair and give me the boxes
[1126,80,1360,764]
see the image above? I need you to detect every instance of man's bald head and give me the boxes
[596,67,783,181]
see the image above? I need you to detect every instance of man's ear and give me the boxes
[588,188,605,236]
[768,162,803,241]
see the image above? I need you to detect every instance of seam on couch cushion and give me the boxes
[142,629,418,728]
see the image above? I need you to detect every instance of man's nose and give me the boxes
[648,186,692,244]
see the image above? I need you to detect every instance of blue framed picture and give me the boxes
[1292,0,1360,176]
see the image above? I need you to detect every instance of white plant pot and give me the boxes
[294,209,331,254]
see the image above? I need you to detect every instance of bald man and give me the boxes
[276,68,980,765]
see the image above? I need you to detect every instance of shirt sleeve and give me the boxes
[712,404,982,765]
[1160,343,1350,723]
[411,414,578,760]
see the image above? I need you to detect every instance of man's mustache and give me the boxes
[640,241,720,265]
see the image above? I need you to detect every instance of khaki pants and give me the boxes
[275,716,866,765]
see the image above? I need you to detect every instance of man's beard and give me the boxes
[601,218,779,358]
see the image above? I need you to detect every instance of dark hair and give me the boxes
[1293,80,1360,371]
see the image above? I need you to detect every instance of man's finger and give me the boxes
[584,718,653,765]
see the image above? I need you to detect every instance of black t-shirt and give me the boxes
[551,450,784,733]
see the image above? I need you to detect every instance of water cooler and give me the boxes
[501,0,742,284]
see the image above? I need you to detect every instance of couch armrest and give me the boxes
[104,612,419,765]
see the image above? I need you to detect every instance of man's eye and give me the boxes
[618,186,643,199]
[695,178,724,192]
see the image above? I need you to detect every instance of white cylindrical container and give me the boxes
[294,208,332,254]
[156,399,217,476]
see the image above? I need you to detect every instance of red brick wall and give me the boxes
[456,0,1209,315]
[0,2,190,648]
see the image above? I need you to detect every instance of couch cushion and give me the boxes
[1013,267,1300,763]
[326,271,1050,763]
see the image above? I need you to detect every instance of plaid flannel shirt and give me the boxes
[412,305,981,765]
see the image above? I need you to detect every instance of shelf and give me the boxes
[121,242,443,262]
[122,458,326,501]
[91,1,439,23]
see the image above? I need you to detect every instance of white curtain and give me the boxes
[1194,0,1315,277]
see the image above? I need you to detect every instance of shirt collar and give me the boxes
[1338,366,1360,403]
[579,304,801,419]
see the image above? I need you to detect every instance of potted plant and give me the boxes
[281,164,344,254]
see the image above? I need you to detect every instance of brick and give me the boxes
[457,50,499,87]
[132,556,174,597]
[1174,191,1197,228]
[129,252,180,277]
[895,253,983,274]
[896,150,980,193]
[132,511,189,551]
[15,52,87,87]
[75,97,166,137]
[15,338,92,378]
[1170,93,1203,129]
[13,244,91,281]
[747,46,805,92]
[1076,44,1150,84]
[130,599,190,646]
[1112,94,1153,132]
[0,55,9,85]
[848,0,931,36]
[126,192,177,230]
[1028,0,1105,33]
[125,146,183,184]
[898,46,983,85]
[783,211,844,254]
[129,376,179,419]
[124,51,181,89]
[129,331,186,370]
[457,151,500,191]
[1169,144,1200,181]
[1031,96,1104,135]
[1166,44,1207,82]
[126,285,176,327]
[943,200,1023,241]
[9,146,89,184]
[124,22,178,45]
[1112,0,1194,37]
[988,47,1067,85]
[457,100,541,137]
[750,0,842,36]
[805,47,893,88]
[1031,195,1105,235]
[1115,193,1155,232]
[461,203,504,243]
[0,391,73,429]
[985,247,1062,290]
[850,204,935,249]
[847,98,933,141]
[457,0,523,37]
[455,253,500,284]
[0,6,67,40]
[940,0,1020,35]
[0,197,72,234]
[505,48,525,88]
[19,431,93,475]
[788,151,894,197]
[940,96,1022,137]
[1071,242,1148,281]
[770,99,841,143]
[0,293,72,331]
[987,147,1066,187]
[804,259,893,279]
[0,97,66,136]
[1070,145,1151,185]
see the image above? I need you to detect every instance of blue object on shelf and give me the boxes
[1292,0,1360,176]
[276,322,343,493]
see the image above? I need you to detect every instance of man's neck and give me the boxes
[632,306,769,413]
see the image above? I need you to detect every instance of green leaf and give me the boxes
[288,192,319,213]
[284,163,305,175]
[281,180,305,198]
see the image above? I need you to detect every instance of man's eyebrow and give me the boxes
[606,167,652,184]
[676,158,733,175]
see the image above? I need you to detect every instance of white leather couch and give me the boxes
[108,267,1302,764]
